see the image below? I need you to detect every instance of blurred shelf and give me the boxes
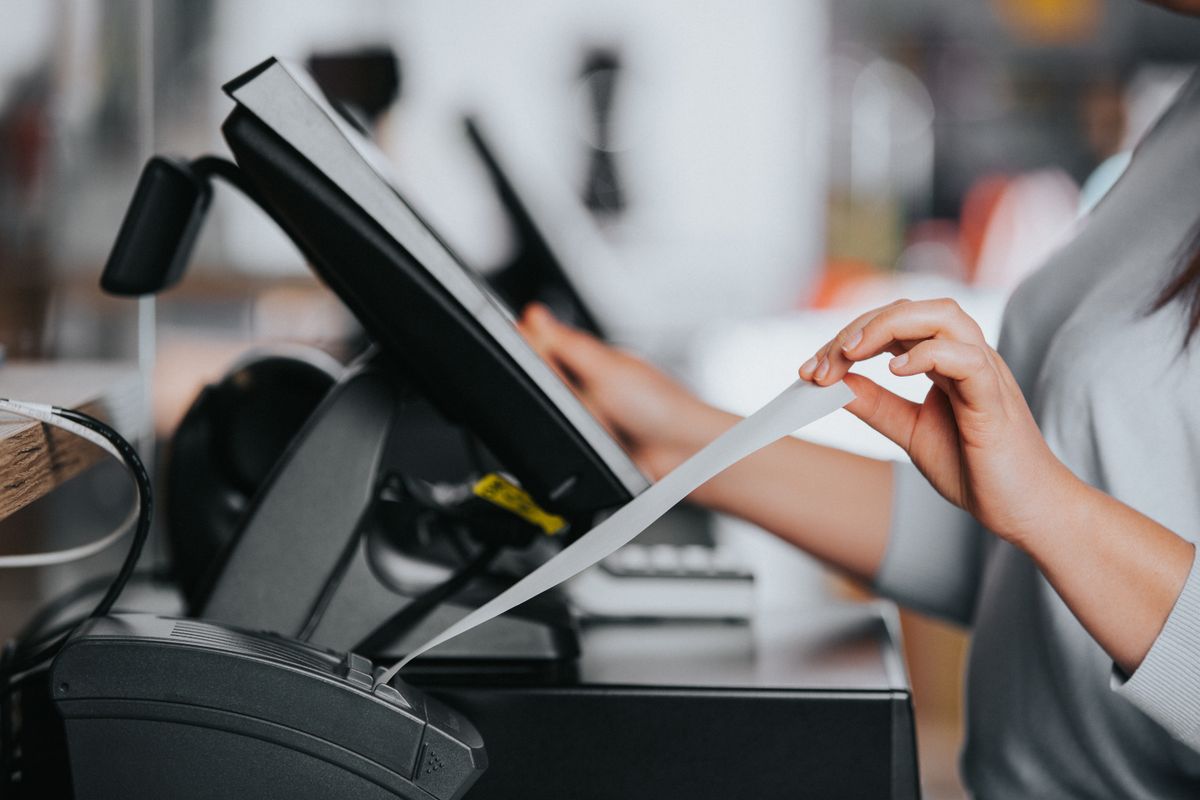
[0,361,144,523]
[57,266,323,297]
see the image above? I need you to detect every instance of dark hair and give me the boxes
[1152,223,1200,346]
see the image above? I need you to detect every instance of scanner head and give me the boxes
[101,156,212,296]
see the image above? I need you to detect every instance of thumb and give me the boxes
[842,372,920,452]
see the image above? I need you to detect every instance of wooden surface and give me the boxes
[0,361,144,523]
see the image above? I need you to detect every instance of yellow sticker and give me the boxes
[472,473,566,536]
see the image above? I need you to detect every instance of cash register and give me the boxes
[42,57,919,799]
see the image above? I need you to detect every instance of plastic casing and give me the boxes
[51,614,486,800]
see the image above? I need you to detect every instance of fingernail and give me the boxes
[815,358,830,381]
[890,353,909,370]
[841,329,862,351]
[800,356,818,377]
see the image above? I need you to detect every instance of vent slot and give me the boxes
[169,620,335,673]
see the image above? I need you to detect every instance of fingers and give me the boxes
[518,303,569,383]
[519,303,612,388]
[842,373,920,451]
[805,298,986,386]
[518,303,551,349]
[799,299,908,383]
[888,339,1000,406]
[519,302,562,342]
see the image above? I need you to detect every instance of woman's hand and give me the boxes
[798,299,1197,676]
[799,297,1077,544]
[520,303,896,582]
[519,303,730,480]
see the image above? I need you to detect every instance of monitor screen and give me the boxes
[222,58,648,515]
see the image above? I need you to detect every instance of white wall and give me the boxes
[386,0,830,354]
[205,0,830,355]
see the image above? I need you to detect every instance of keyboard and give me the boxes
[567,543,754,620]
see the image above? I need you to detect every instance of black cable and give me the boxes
[9,593,150,676]
[55,408,154,621]
[0,404,151,797]
[1,642,13,792]
[0,406,153,730]
[353,542,501,656]
[295,526,363,642]
[10,569,165,658]
[295,469,417,643]
[6,627,76,680]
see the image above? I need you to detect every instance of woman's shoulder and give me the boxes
[999,68,1200,391]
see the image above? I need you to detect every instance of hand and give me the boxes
[519,303,729,479]
[799,298,1077,543]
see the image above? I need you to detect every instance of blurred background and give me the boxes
[1,1,1197,796]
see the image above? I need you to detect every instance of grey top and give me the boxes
[875,71,1200,797]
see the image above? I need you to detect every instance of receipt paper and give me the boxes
[376,378,853,685]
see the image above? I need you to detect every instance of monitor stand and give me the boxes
[198,357,578,668]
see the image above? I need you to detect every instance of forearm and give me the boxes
[1016,469,1195,675]
[675,409,893,583]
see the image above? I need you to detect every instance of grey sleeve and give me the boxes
[871,461,985,626]
[1113,544,1200,752]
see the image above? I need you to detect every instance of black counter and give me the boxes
[413,601,918,800]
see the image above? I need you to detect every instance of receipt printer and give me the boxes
[50,614,486,800]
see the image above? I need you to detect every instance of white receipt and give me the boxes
[375,379,853,686]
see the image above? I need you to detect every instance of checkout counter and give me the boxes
[417,604,916,799]
[7,57,920,800]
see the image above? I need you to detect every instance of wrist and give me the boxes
[698,404,739,439]
[670,400,736,451]
[644,404,737,481]
[1003,460,1092,554]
